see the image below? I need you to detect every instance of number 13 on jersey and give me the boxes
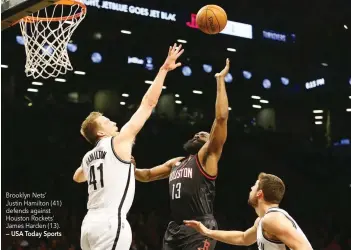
[89,163,104,190]
[171,183,181,200]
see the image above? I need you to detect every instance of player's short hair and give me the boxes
[258,172,285,204]
[80,112,103,145]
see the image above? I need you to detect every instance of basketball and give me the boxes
[196,5,228,35]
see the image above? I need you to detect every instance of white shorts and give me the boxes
[80,211,132,250]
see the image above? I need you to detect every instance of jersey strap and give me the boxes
[110,137,131,164]
[195,154,217,180]
[265,208,297,229]
[111,163,132,250]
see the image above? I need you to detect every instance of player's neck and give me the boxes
[256,203,279,217]
[99,135,112,140]
[95,135,110,146]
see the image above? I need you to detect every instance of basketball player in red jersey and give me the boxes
[135,59,230,250]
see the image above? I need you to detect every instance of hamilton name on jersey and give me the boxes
[169,168,193,182]
[85,150,107,166]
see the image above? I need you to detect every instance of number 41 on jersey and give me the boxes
[89,163,104,190]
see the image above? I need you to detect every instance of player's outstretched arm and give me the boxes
[184,218,259,246]
[262,213,312,250]
[114,44,184,162]
[198,59,230,176]
[73,166,86,183]
[119,44,184,141]
[135,157,184,182]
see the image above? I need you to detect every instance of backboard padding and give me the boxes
[1,0,61,30]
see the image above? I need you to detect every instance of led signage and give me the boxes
[305,78,325,89]
[83,0,176,21]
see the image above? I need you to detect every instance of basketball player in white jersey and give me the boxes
[184,173,313,250]
[72,43,184,250]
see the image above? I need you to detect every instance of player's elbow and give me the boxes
[73,176,80,183]
[215,112,229,122]
[136,178,148,183]
[241,233,255,246]
[241,239,250,246]
[242,240,255,247]
[136,169,152,182]
[136,176,151,183]
[73,175,84,183]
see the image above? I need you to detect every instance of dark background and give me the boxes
[1,0,351,249]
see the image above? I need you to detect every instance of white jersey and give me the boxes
[257,207,311,250]
[81,136,135,215]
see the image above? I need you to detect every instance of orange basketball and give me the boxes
[196,5,228,35]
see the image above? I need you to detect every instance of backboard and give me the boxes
[1,0,61,30]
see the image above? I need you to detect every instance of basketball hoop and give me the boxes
[19,0,86,79]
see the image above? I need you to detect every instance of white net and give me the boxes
[19,0,86,79]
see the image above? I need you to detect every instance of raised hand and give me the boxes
[215,58,230,79]
[161,43,184,71]
[183,220,209,236]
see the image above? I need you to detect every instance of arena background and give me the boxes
[1,0,351,249]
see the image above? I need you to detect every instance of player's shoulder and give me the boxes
[174,156,186,163]
[262,210,291,231]
[98,136,113,145]
[169,156,186,167]
[82,149,93,164]
[263,209,286,221]
[93,137,114,152]
[82,138,111,160]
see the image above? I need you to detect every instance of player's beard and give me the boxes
[248,193,258,208]
[183,139,205,155]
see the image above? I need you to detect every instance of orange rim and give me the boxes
[21,0,86,23]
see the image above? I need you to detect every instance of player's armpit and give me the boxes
[135,168,151,182]
[202,118,228,157]
[73,166,86,183]
[135,157,184,182]
[262,213,312,250]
